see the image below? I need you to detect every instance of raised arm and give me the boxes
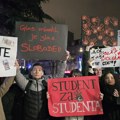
[15,60,29,90]
[54,50,70,78]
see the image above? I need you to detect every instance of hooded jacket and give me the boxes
[16,61,67,120]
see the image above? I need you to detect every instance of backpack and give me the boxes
[12,81,32,120]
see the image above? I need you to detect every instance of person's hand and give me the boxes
[15,60,20,70]
[65,50,70,61]
[61,50,70,61]
[46,91,50,99]
[85,45,94,51]
[99,92,104,101]
[87,58,94,67]
[113,89,119,97]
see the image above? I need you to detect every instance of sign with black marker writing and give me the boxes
[90,46,120,68]
[0,36,18,77]
[15,21,68,60]
[48,76,103,117]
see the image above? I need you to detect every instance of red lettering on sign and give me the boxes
[38,26,58,33]
[101,55,120,61]
[19,25,36,32]
[21,43,61,52]
[40,34,55,41]
[103,47,118,55]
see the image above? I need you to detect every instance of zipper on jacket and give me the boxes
[36,80,40,119]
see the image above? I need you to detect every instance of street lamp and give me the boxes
[78,47,84,53]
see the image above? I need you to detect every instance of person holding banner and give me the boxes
[47,69,104,120]
[65,69,84,120]
[15,50,70,120]
[0,76,15,120]
[84,58,104,120]
[65,69,104,120]
[100,71,120,120]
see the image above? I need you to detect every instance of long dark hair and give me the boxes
[100,71,120,95]
[100,70,118,90]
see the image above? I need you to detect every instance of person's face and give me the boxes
[31,65,43,80]
[104,73,115,85]
[72,73,81,77]
[94,68,102,77]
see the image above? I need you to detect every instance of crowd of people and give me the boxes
[0,48,120,120]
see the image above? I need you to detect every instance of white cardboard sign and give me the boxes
[0,36,18,77]
[90,46,120,68]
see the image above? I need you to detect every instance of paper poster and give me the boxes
[90,46,120,68]
[0,36,18,77]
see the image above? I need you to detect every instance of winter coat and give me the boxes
[100,78,120,120]
[0,77,14,120]
[15,61,67,120]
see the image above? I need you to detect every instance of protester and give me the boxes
[65,69,84,120]
[15,50,70,120]
[100,71,120,120]
[84,58,104,120]
[0,76,15,120]
[87,58,103,77]
[69,69,82,77]
[65,69,103,120]
[2,81,24,120]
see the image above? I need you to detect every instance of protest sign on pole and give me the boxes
[15,21,68,60]
[0,36,18,77]
[90,46,120,68]
[48,76,103,117]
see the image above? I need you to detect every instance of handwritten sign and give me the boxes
[15,21,68,60]
[117,30,120,46]
[0,36,18,77]
[90,46,120,68]
[48,76,103,117]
